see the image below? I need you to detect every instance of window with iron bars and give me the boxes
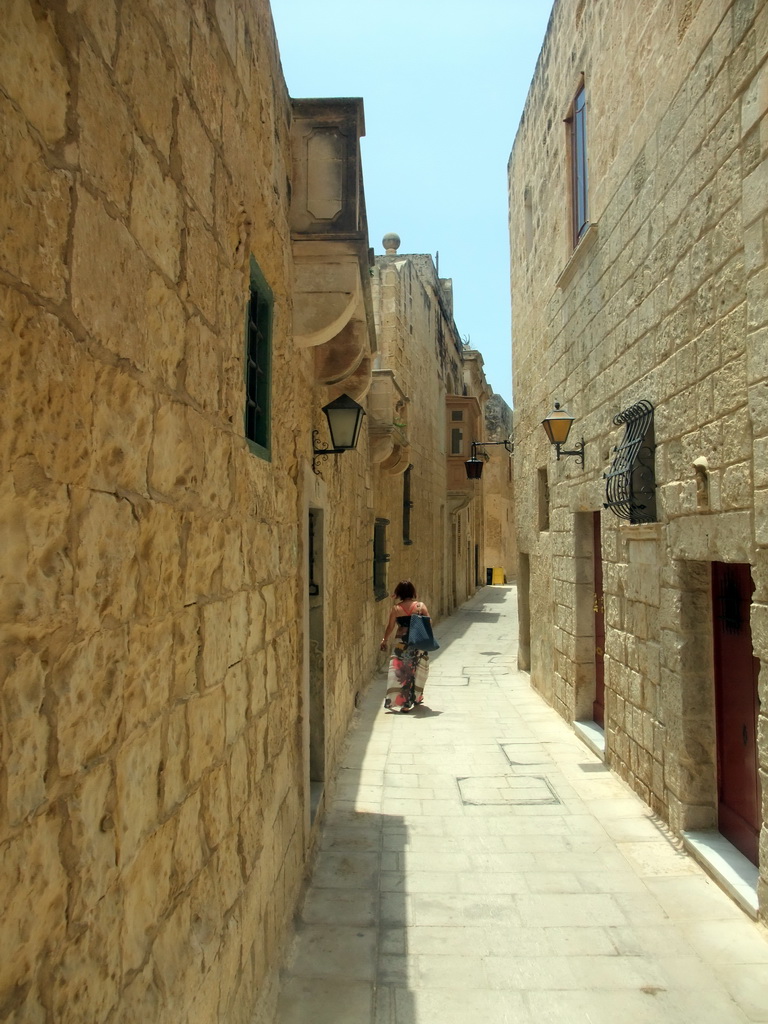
[604,400,657,524]
[403,466,414,545]
[373,518,390,601]
[244,256,273,459]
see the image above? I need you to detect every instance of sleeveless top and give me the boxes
[394,602,425,638]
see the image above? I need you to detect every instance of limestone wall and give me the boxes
[0,0,378,1019]
[371,253,465,623]
[370,250,511,625]
[509,0,768,912]
[483,395,516,582]
[307,452,380,778]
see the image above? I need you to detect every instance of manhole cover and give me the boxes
[500,743,549,766]
[457,775,561,806]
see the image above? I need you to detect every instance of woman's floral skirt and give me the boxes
[385,639,429,712]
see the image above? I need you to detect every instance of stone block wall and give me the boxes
[312,450,380,769]
[370,248,511,629]
[509,0,768,912]
[371,253,462,622]
[0,0,379,1019]
[483,394,516,581]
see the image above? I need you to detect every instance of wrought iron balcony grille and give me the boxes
[603,399,657,524]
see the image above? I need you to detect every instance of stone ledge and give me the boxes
[573,719,606,760]
[619,521,664,542]
[681,830,759,918]
[556,222,599,289]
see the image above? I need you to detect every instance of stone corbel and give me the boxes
[369,429,395,465]
[323,355,373,404]
[313,316,367,384]
[293,256,362,349]
[379,443,411,475]
[367,369,409,465]
[447,491,473,514]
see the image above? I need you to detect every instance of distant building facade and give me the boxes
[509,0,768,916]
[483,394,517,582]
[371,239,514,619]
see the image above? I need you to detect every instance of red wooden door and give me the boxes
[712,562,760,865]
[593,512,605,728]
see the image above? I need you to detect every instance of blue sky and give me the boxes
[271,0,554,406]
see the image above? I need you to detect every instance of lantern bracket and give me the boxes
[464,438,514,480]
[312,431,348,474]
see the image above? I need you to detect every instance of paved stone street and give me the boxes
[275,586,768,1023]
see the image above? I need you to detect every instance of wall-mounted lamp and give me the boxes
[313,393,366,474]
[464,438,514,480]
[541,402,585,467]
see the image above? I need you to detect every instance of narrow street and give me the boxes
[276,586,768,1024]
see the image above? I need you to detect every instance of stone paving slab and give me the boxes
[275,587,768,1023]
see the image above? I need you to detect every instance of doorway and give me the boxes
[517,553,531,672]
[712,562,760,865]
[308,509,325,823]
[451,518,458,607]
[592,511,606,728]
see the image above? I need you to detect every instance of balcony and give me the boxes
[290,98,376,393]
[446,395,481,512]
[368,370,410,472]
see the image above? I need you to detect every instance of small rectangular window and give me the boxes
[451,428,463,455]
[538,468,550,532]
[524,184,534,254]
[373,518,390,601]
[244,256,273,459]
[570,84,589,246]
[308,509,321,596]
[403,466,413,546]
[451,410,463,421]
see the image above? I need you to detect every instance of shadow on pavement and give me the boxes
[276,586,517,1023]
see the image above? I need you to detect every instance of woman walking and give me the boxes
[380,580,431,712]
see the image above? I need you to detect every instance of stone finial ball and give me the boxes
[382,232,400,254]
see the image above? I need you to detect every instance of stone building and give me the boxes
[0,0,381,1019]
[482,394,517,583]
[370,238,511,617]
[509,0,768,917]
[0,2,510,1020]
